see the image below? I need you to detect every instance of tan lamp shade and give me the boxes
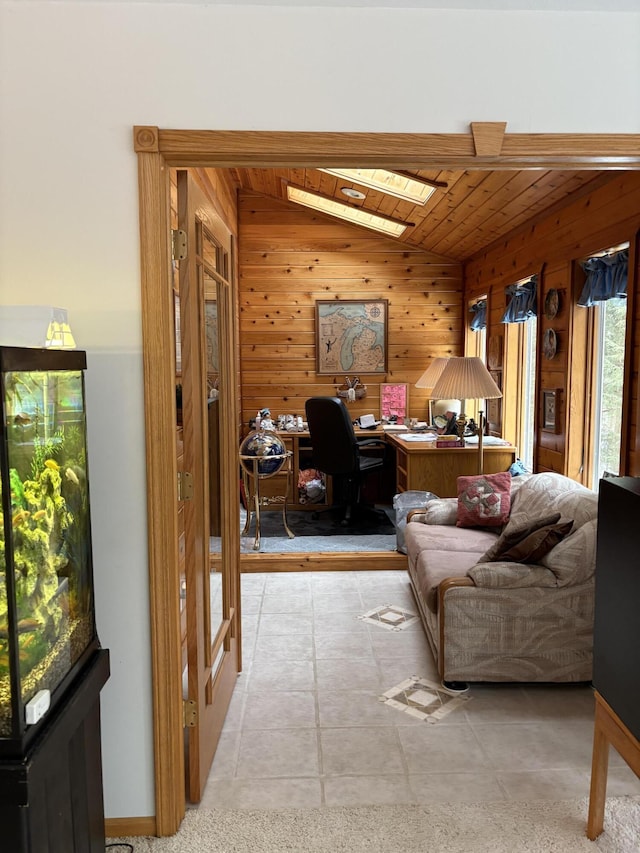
[430,357,502,401]
[415,357,449,389]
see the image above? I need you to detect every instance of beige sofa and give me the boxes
[404,472,598,684]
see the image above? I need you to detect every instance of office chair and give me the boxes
[304,396,387,525]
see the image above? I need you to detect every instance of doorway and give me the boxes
[135,125,640,835]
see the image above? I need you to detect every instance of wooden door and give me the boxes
[177,170,240,803]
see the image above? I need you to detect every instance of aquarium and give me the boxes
[0,346,99,756]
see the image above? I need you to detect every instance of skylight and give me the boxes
[320,168,438,205]
[286,186,409,237]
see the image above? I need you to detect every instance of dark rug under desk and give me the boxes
[257,508,395,537]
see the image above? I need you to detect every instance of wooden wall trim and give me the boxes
[137,148,185,836]
[154,128,640,169]
[105,816,157,839]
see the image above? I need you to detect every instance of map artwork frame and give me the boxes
[315,300,388,375]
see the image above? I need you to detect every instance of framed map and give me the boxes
[315,300,388,375]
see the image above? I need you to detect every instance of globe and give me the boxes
[239,429,287,478]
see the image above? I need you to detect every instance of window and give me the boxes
[518,316,537,472]
[590,297,627,484]
[579,246,629,488]
[466,298,487,425]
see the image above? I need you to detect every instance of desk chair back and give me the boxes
[305,396,360,475]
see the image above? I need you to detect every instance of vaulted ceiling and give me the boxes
[230,167,613,263]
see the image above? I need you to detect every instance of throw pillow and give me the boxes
[499,520,573,563]
[456,472,512,529]
[479,511,562,562]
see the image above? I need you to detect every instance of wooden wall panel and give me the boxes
[238,191,463,429]
[465,172,640,479]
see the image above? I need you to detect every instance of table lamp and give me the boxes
[415,357,450,425]
[430,356,502,473]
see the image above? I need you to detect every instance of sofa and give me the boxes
[404,471,598,684]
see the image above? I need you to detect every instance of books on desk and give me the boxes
[396,433,437,442]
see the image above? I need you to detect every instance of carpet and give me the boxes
[257,508,395,538]
[108,796,639,852]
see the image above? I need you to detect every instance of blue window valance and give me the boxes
[578,249,628,307]
[470,300,487,332]
[501,276,537,324]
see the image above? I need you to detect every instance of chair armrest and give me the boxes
[356,439,387,449]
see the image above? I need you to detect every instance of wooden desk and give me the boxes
[386,433,517,497]
[257,427,387,512]
[587,691,640,840]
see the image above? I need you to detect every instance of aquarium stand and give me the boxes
[0,648,110,853]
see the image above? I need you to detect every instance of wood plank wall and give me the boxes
[465,171,640,480]
[237,191,463,430]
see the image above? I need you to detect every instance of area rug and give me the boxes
[108,796,639,852]
[257,508,395,538]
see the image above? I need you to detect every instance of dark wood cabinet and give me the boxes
[593,477,640,742]
[0,649,110,853]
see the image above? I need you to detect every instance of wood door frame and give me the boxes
[134,124,640,836]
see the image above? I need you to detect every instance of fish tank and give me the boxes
[0,346,99,757]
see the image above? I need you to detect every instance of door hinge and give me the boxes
[183,698,197,728]
[172,228,187,261]
[177,471,194,501]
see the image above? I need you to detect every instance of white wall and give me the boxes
[1,0,639,821]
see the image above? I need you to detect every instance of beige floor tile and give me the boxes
[461,684,533,724]
[318,689,400,728]
[261,592,313,614]
[313,591,364,613]
[605,762,640,795]
[207,729,241,779]
[235,729,319,778]
[258,612,314,635]
[264,574,311,593]
[313,610,370,634]
[314,632,374,660]
[320,727,406,776]
[253,632,314,661]
[522,683,595,721]
[474,720,595,772]
[324,774,415,807]
[243,690,317,729]
[315,657,384,691]
[241,594,263,615]
[496,767,591,800]
[397,725,489,774]
[377,655,439,686]
[310,572,360,591]
[222,778,323,809]
[247,658,316,692]
[410,771,505,803]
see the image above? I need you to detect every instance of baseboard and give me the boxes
[105,815,157,838]
[239,550,407,572]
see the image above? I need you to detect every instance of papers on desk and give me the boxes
[396,433,438,442]
[464,435,512,446]
[382,424,409,432]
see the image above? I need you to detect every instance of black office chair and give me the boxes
[304,396,387,525]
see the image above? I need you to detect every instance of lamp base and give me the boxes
[455,413,466,447]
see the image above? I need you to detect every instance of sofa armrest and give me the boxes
[468,561,558,589]
[407,498,458,526]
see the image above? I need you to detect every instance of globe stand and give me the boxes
[239,431,294,550]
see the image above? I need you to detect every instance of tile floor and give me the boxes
[198,570,640,810]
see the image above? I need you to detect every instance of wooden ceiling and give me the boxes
[229,167,612,263]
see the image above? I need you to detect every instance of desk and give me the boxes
[259,427,388,512]
[386,433,517,497]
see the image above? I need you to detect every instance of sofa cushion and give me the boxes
[456,472,512,528]
[479,511,561,562]
[468,561,558,589]
[499,520,573,563]
[410,547,483,613]
[405,521,498,560]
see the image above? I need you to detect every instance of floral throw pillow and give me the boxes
[456,472,512,528]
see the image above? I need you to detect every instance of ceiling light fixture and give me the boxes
[320,168,446,205]
[341,187,366,200]
[286,185,411,238]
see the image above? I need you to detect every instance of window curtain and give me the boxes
[501,276,537,324]
[470,299,487,331]
[578,249,628,307]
